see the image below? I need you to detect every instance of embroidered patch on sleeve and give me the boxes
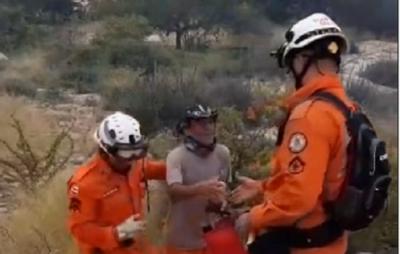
[288,132,308,153]
[69,198,82,212]
[69,184,80,197]
[288,156,305,174]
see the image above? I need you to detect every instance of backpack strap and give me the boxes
[311,91,352,120]
[312,91,374,132]
[276,92,349,147]
[311,92,357,218]
[275,113,290,147]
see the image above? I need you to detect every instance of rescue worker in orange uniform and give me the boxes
[67,111,166,254]
[230,13,357,254]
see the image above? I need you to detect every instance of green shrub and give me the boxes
[203,77,252,110]
[105,40,175,71]
[231,46,282,78]
[65,45,107,67]
[217,107,273,181]
[0,4,53,53]
[36,88,66,104]
[102,68,201,134]
[148,132,178,159]
[102,68,255,134]
[59,67,101,93]
[96,16,152,42]
[196,50,242,78]
[1,79,36,98]
[87,0,138,19]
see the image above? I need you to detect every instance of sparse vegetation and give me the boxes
[0,115,73,195]
[0,171,77,254]
[102,68,254,134]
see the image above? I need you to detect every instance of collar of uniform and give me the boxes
[95,152,114,175]
[130,158,147,180]
[284,74,343,111]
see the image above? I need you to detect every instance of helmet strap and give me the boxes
[316,61,324,76]
[184,135,217,156]
[290,55,315,90]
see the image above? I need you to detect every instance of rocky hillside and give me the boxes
[342,40,397,94]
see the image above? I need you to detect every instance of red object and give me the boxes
[204,218,248,254]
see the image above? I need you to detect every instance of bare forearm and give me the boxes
[168,183,202,200]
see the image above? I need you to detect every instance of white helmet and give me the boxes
[272,13,348,68]
[94,111,147,158]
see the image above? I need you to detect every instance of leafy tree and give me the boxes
[3,0,75,23]
[86,0,137,19]
[135,0,237,49]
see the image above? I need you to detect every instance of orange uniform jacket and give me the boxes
[67,153,166,254]
[249,74,356,254]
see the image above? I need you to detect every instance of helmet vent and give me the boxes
[285,30,294,42]
[129,135,136,144]
[109,129,116,139]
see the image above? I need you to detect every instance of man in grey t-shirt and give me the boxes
[166,104,231,254]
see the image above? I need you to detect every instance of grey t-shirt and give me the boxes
[166,144,231,250]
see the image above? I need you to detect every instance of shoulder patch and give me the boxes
[288,132,308,153]
[288,156,305,174]
[69,184,80,196]
[68,197,82,212]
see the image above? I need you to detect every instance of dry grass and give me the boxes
[0,94,75,253]
[0,95,59,155]
[101,67,142,89]
[0,49,58,97]
[0,93,171,253]
[0,50,48,82]
[0,171,170,253]
[0,169,77,254]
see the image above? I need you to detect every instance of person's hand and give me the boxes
[230,176,262,205]
[235,212,250,244]
[196,177,227,201]
[115,214,146,242]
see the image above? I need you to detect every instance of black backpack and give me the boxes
[313,92,392,231]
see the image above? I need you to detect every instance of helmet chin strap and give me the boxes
[290,55,315,90]
[184,135,217,156]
